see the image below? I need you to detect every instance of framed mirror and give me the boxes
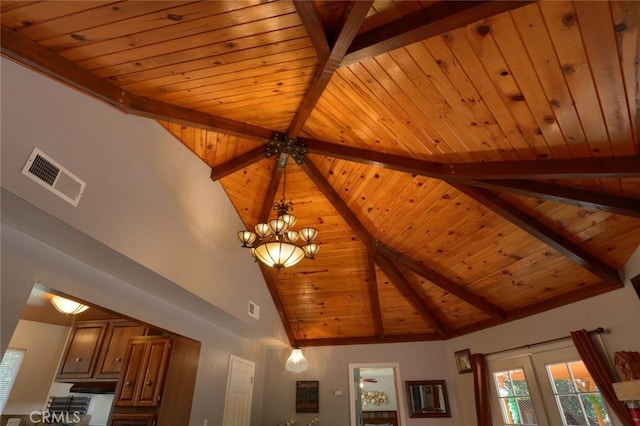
[405,380,451,418]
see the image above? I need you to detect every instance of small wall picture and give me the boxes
[455,349,472,374]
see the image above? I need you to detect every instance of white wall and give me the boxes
[262,342,461,426]
[0,57,291,426]
[0,57,286,347]
[3,320,70,414]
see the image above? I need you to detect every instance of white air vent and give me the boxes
[21,148,86,206]
[248,301,260,320]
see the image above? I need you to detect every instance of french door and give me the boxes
[487,345,618,426]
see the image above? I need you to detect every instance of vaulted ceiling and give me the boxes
[2,0,639,347]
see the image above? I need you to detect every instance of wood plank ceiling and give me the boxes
[2,0,639,347]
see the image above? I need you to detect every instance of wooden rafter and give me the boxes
[300,158,374,250]
[453,184,622,285]
[366,249,385,342]
[342,0,538,66]
[374,253,449,338]
[464,180,640,218]
[210,145,267,181]
[288,1,373,137]
[375,242,507,320]
[305,139,640,179]
[293,1,330,61]
[0,25,273,141]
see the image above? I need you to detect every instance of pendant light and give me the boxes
[286,319,308,373]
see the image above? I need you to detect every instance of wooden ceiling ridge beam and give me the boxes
[375,241,507,320]
[299,158,385,340]
[288,1,373,138]
[259,264,297,347]
[300,158,374,248]
[366,249,386,342]
[260,164,285,223]
[452,184,622,286]
[464,179,640,218]
[341,0,538,66]
[210,144,268,181]
[0,25,272,142]
[374,253,449,338]
[293,1,330,61]
[305,139,640,179]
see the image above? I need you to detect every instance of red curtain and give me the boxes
[571,329,633,426]
[471,353,492,426]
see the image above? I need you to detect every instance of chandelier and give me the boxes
[237,153,319,270]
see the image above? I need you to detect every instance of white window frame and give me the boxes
[0,348,26,412]
[487,342,620,426]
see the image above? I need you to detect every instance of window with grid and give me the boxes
[493,368,539,425]
[545,361,612,426]
[0,348,26,411]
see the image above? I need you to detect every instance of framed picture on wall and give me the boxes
[455,349,472,374]
[296,380,319,413]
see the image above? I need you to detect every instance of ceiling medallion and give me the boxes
[237,143,319,270]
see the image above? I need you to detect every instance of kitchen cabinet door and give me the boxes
[115,336,171,407]
[109,413,156,426]
[96,321,147,379]
[57,321,108,379]
[135,337,171,406]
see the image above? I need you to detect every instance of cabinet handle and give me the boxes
[146,380,153,386]
[74,357,82,362]
[115,357,122,362]
[125,380,132,387]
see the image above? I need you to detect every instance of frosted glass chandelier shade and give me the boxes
[51,295,89,315]
[285,348,308,373]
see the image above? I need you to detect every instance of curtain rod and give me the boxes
[484,327,606,357]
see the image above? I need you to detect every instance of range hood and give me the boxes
[69,381,117,394]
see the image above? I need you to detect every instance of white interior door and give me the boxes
[222,355,255,426]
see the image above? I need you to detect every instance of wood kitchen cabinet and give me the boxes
[109,413,156,426]
[56,321,108,380]
[96,321,148,379]
[108,333,200,426]
[56,319,148,382]
[114,336,171,407]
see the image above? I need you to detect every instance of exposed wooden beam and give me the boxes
[305,139,640,179]
[342,1,537,66]
[210,145,267,181]
[300,333,450,347]
[1,25,273,141]
[375,242,507,320]
[301,333,443,347]
[450,280,623,338]
[453,184,622,285]
[299,158,374,250]
[260,166,285,223]
[444,156,640,179]
[464,180,640,218]
[375,253,449,338]
[288,1,373,137]
[259,264,296,346]
[294,1,330,61]
[305,139,444,177]
[366,249,385,342]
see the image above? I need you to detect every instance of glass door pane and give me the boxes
[546,360,612,426]
[493,368,538,425]
[488,355,549,426]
